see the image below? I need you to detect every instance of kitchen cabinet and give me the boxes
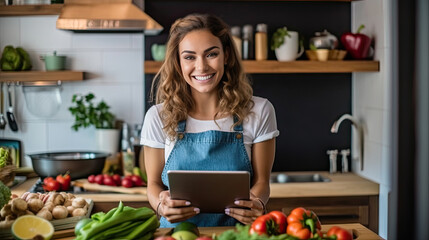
[145,60,380,74]
[0,71,84,83]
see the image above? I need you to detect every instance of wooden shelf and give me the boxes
[145,60,380,74]
[0,71,84,82]
[0,4,63,16]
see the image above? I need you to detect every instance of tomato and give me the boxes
[94,174,104,185]
[88,175,96,183]
[112,174,122,186]
[249,210,287,236]
[154,237,175,240]
[43,177,54,185]
[43,178,61,191]
[286,207,321,239]
[56,172,71,191]
[130,175,143,187]
[327,226,353,240]
[103,175,116,186]
[121,178,134,188]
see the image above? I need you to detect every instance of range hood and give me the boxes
[56,0,163,34]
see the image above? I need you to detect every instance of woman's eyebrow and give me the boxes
[181,46,220,55]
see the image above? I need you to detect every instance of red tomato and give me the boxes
[130,175,143,187]
[267,211,287,234]
[121,178,134,188]
[94,174,104,185]
[56,172,71,191]
[112,174,122,186]
[249,214,271,235]
[43,177,54,185]
[88,175,96,183]
[327,226,353,240]
[103,176,117,186]
[43,179,61,191]
[154,237,175,240]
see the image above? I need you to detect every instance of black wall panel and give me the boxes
[144,0,352,171]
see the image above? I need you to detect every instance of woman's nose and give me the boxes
[196,57,209,71]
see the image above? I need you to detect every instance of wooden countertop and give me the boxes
[53,223,383,240]
[11,171,379,202]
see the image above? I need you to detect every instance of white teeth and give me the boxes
[194,74,214,81]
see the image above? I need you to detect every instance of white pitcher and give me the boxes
[275,31,304,61]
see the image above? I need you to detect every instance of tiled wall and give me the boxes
[0,16,145,164]
[352,0,392,237]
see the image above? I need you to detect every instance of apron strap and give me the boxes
[177,120,186,133]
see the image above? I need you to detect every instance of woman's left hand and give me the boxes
[225,197,265,225]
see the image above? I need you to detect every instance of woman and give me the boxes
[141,13,279,227]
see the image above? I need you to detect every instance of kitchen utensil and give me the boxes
[40,51,66,71]
[0,82,6,129]
[309,29,339,50]
[6,83,18,132]
[22,83,62,118]
[72,179,147,194]
[29,151,109,179]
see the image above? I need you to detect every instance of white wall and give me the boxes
[0,16,145,164]
[352,0,392,238]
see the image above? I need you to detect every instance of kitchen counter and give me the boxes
[12,171,378,201]
[11,172,379,232]
[52,223,383,240]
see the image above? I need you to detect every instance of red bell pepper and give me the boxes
[56,172,71,191]
[326,226,353,240]
[249,210,288,236]
[340,24,372,59]
[286,207,322,239]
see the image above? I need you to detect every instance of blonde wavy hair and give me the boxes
[151,13,254,138]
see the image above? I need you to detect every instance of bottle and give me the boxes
[231,26,242,59]
[130,124,143,168]
[121,122,135,176]
[242,24,254,60]
[255,23,268,60]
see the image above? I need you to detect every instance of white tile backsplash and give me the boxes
[0,17,20,49]
[21,16,73,50]
[72,33,132,49]
[1,16,145,155]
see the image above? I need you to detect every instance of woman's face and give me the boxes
[178,29,226,96]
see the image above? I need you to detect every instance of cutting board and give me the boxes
[72,179,147,195]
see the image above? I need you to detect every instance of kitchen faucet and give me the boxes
[330,114,364,171]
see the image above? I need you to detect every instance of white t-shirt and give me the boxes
[140,96,279,161]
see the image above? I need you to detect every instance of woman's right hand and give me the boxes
[157,190,200,223]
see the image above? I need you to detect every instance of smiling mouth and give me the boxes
[193,73,215,81]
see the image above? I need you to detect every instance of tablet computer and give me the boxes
[167,170,250,213]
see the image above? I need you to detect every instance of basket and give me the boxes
[0,150,16,186]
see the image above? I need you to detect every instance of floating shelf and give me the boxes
[145,60,380,74]
[0,71,84,83]
[0,4,63,16]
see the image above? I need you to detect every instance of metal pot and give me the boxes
[309,29,338,50]
[29,151,109,180]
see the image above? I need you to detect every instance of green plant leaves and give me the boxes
[68,93,116,131]
[271,27,291,51]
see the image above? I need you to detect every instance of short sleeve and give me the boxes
[253,98,280,143]
[140,105,166,148]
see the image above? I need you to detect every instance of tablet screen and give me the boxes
[167,170,250,213]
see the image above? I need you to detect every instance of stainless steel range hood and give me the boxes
[56,0,163,34]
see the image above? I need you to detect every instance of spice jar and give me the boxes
[255,23,268,60]
[242,24,254,60]
[231,26,242,59]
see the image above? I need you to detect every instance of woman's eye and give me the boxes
[207,52,219,58]
[183,55,195,60]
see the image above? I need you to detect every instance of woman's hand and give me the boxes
[157,190,200,223]
[225,197,265,225]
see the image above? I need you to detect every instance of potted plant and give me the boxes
[69,93,119,154]
[271,27,304,61]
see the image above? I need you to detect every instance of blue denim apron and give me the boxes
[160,117,253,227]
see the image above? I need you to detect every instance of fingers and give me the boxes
[225,199,265,225]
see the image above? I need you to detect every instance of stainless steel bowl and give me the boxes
[29,151,109,180]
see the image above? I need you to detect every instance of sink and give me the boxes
[270,173,331,183]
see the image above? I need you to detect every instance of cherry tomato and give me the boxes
[327,226,353,240]
[112,174,122,186]
[130,175,143,187]
[88,175,96,183]
[121,178,134,188]
[94,174,104,185]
